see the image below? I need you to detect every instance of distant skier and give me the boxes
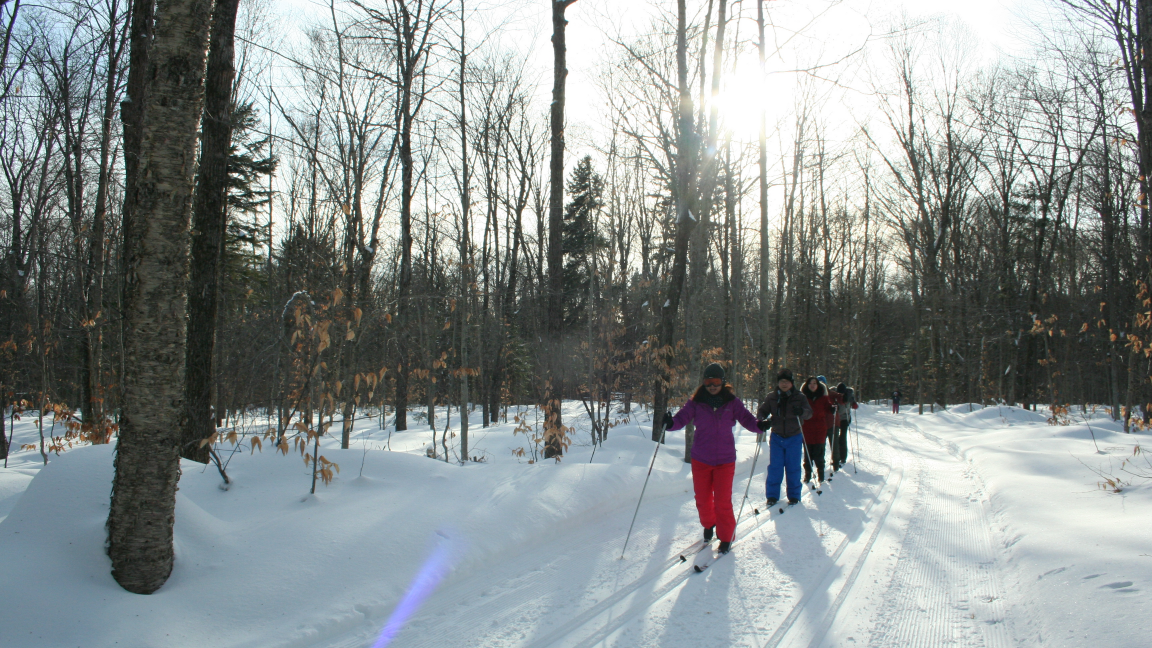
[831,383,858,472]
[800,376,835,483]
[665,363,764,555]
[824,375,844,457]
[757,369,812,507]
[892,389,902,414]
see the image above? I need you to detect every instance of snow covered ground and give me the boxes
[0,400,1148,647]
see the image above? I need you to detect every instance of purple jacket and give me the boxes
[667,388,760,466]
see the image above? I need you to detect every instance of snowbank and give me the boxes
[901,405,1152,647]
[0,403,699,648]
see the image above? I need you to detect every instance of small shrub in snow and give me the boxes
[1047,404,1072,426]
[511,410,543,463]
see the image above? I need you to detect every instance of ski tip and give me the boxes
[679,555,687,562]
[753,508,760,515]
[817,490,822,495]
[693,565,704,573]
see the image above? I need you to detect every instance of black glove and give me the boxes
[792,405,804,416]
[756,419,771,431]
[663,412,676,429]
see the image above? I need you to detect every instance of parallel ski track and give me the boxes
[535,427,904,648]
[314,416,903,648]
[863,415,1011,648]
[761,436,904,648]
[315,452,768,648]
[317,501,711,648]
[520,475,804,648]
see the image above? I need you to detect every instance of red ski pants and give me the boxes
[691,459,736,542]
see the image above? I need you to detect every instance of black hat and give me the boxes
[776,368,794,384]
[703,363,725,381]
[837,382,848,392]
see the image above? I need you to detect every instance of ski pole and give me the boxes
[834,401,843,465]
[847,409,853,465]
[852,408,860,474]
[802,439,812,479]
[735,426,765,524]
[621,416,669,559]
[796,414,805,492]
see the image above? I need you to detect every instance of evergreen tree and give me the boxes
[562,155,603,325]
[223,101,277,306]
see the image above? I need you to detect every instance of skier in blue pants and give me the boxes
[756,369,813,506]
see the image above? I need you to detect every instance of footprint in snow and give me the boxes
[1102,581,1136,592]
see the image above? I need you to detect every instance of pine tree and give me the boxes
[562,155,603,326]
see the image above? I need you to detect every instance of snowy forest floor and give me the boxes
[0,402,1149,647]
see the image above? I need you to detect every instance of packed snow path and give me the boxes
[317,410,1012,648]
[819,415,1011,648]
[3,404,1146,647]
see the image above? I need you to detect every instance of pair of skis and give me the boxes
[688,494,809,573]
[684,540,728,573]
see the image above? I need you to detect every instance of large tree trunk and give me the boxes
[107,0,214,595]
[544,0,577,458]
[182,0,240,463]
[118,0,155,418]
[652,0,698,442]
[547,0,576,336]
[393,3,417,433]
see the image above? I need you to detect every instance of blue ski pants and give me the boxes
[766,432,803,501]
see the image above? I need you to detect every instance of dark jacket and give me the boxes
[667,385,760,466]
[801,382,834,443]
[892,390,902,404]
[836,383,857,421]
[827,390,844,429]
[756,387,812,438]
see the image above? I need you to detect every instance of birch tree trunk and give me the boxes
[107,0,214,595]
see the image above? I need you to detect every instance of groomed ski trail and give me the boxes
[816,412,1013,648]
[302,407,1016,648]
[298,431,885,648]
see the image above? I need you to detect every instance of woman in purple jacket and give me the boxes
[663,363,766,553]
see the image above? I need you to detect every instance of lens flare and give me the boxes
[372,531,460,648]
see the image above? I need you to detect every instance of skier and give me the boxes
[664,363,765,555]
[800,376,835,483]
[757,369,812,507]
[831,382,858,472]
[824,375,844,458]
[892,389,902,414]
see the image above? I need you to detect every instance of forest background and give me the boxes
[2,0,1150,482]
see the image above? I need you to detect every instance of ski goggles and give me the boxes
[703,377,723,387]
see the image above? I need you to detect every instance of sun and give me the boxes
[712,54,794,142]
